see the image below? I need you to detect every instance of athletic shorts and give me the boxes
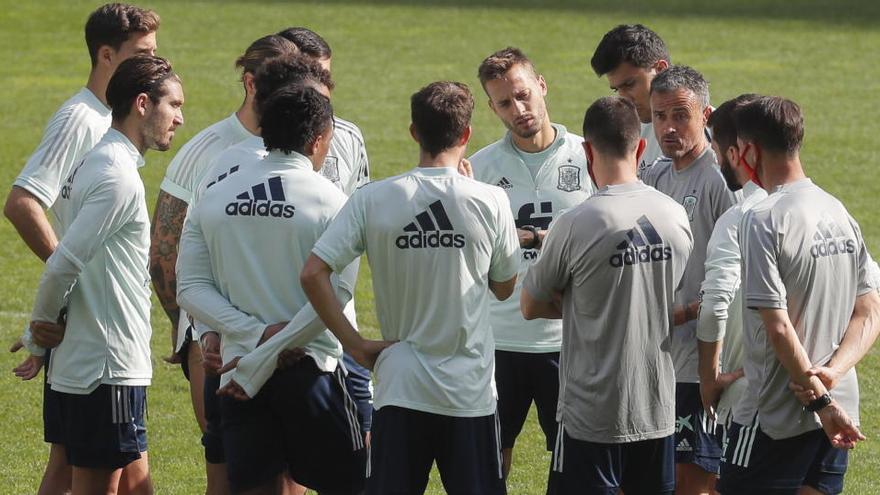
[202,372,225,464]
[59,384,148,470]
[547,425,674,495]
[675,382,721,473]
[220,358,366,493]
[718,422,848,494]
[42,348,65,445]
[342,352,374,433]
[367,406,506,495]
[495,350,559,450]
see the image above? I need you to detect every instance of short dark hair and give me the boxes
[411,82,474,157]
[590,24,669,76]
[235,35,299,80]
[650,65,710,108]
[253,56,334,116]
[707,94,761,153]
[106,55,178,121]
[733,96,804,155]
[276,27,332,59]
[582,96,641,158]
[261,84,334,155]
[85,3,160,66]
[477,47,538,90]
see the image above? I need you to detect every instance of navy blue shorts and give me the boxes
[718,422,848,494]
[59,384,147,470]
[202,371,225,464]
[675,382,721,473]
[547,425,674,495]
[367,406,506,495]
[220,357,366,493]
[342,352,374,433]
[42,348,64,445]
[495,350,559,451]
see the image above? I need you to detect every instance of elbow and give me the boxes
[493,286,514,302]
[519,288,537,320]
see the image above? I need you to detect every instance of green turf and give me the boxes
[1,0,879,492]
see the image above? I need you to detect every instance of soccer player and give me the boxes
[521,95,693,495]
[299,81,519,495]
[590,24,670,176]
[6,4,158,493]
[27,54,183,495]
[640,65,737,493]
[695,94,765,440]
[148,34,297,495]
[718,96,879,494]
[469,46,593,479]
[177,85,366,495]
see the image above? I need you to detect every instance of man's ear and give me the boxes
[459,125,472,146]
[635,138,647,163]
[134,93,150,118]
[97,45,114,69]
[726,145,739,171]
[243,72,256,97]
[537,74,548,97]
[409,123,419,144]
[653,59,669,73]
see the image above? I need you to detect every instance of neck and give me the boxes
[111,120,146,155]
[761,154,806,190]
[594,158,639,187]
[512,119,556,153]
[85,68,110,106]
[236,96,261,135]
[671,139,708,171]
[418,147,463,169]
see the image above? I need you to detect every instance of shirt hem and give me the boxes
[374,398,495,418]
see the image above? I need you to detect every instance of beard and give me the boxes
[719,156,742,192]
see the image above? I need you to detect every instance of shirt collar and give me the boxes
[771,177,813,194]
[263,149,314,170]
[596,180,646,195]
[411,166,459,177]
[105,128,145,168]
[505,122,567,156]
[671,146,715,175]
[81,87,111,114]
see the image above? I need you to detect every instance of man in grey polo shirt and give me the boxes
[718,96,879,494]
[522,96,693,495]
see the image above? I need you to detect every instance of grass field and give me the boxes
[1,0,879,493]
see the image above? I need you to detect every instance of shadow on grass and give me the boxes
[228,0,880,27]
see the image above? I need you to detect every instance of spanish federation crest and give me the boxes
[557,165,580,192]
[682,195,698,221]
[321,156,340,183]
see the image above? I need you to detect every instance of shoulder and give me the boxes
[469,137,508,166]
[642,157,672,180]
[333,117,366,146]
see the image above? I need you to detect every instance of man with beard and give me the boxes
[640,65,737,494]
[469,47,594,480]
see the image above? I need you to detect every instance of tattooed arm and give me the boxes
[150,190,189,360]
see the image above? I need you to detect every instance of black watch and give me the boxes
[521,225,540,250]
[805,393,832,413]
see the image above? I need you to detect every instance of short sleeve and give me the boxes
[742,210,787,310]
[523,210,573,301]
[489,192,520,283]
[312,189,367,273]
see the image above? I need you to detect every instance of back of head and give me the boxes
[733,96,804,155]
[477,46,538,90]
[582,96,641,159]
[85,3,160,66]
[106,55,177,121]
[591,24,668,76]
[260,84,333,155]
[707,93,761,153]
[253,56,334,115]
[410,81,474,157]
[276,27,332,59]
[235,35,299,79]
[650,65,710,108]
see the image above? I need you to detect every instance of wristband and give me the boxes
[805,393,832,413]
[521,225,539,250]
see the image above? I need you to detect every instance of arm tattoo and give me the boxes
[149,191,188,329]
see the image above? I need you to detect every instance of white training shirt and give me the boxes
[31,128,152,394]
[177,150,349,387]
[14,88,111,208]
[696,181,767,424]
[322,117,370,194]
[638,122,663,178]
[470,124,594,353]
[312,166,520,417]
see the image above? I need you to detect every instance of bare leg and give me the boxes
[37,443,72,495]
[237,474,283,495]
[206,461,231,495]
[675,463,716,495]
[189,345,208,433]
[501,447,513,480]
[72,466,121,495]
[116,453,152,495]
[797,486,826,495]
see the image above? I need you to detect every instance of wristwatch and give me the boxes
[521,225,540,250]
[805,393,832,413]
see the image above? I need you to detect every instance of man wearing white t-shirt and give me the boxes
[7,5,159,493]
[28,55,183,495]
[470,47,593,479]
[301,81,519,495]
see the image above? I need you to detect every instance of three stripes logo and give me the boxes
[206,165,240,190]
[225,176,295,218]
[496,177,513,190]
[395,200,465,249]
[810,216,855,259]
[609,215,672,268]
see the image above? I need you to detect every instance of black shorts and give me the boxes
[366,406,506,495]
[547,425,674,495]
[342,352,374,433]
[178,325,194,381]
[494,350,559,451]
[59,384,148,470]
[718,422,848,494]
[202,372,225,464]
[674,382,721,473]
[42,348,64,445]
[220,358,366,493]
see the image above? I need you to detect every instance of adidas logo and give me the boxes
[395,200,465,249]
[206,165,240,190]
[810,217,855,259]
[225,176,295,218]
[676,438,693,452]
[609,215,672,268]
[496,177,513,190]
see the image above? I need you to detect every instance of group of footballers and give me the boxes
[5,3,879,495]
